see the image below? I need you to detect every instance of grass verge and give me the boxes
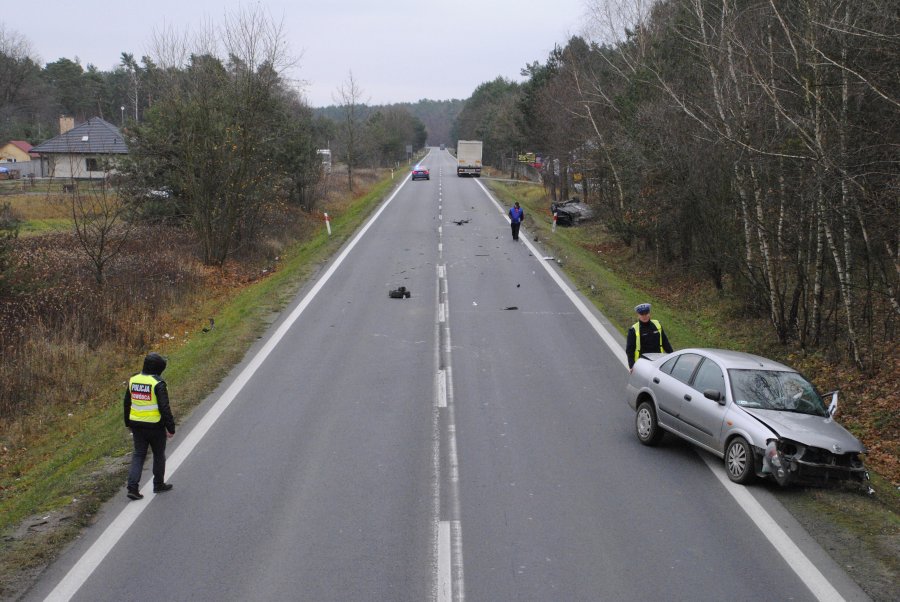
[485,178,900,602]
[0,171,398,599]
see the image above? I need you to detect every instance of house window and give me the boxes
[86,158,100,172]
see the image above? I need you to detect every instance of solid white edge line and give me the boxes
[473,177,845,602]
[474,179,626,369]
[44,173,413,602]
[700,455,845,601]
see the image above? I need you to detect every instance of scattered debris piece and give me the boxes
[202,317,215,333]
[389,286,411,299]
[504,306,518,310]
[517,284,520,288]
[452,218,471,225]
[543,256,554,261]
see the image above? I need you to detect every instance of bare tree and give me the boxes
[334,71,367,192]
[68,177,134,286]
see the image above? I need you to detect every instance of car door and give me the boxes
[677,357,728,452]
[652,353,702,432]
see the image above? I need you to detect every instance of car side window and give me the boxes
[660,356,679,375]
[669,353,702,385]
[692,359,726,398]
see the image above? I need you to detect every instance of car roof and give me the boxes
[680,348,794,372]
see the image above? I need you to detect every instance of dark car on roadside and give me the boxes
[550,198,594,226]
[411,165,430,180]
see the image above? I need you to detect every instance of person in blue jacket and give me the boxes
[509,202,524,241]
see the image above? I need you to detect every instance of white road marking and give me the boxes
[474,177,848,602]
[438,521,451,600]
[437,369,447,408]
[436,255,465,601]
[44,173,414,602]
[701,455,846,602]
[474,179,626,368]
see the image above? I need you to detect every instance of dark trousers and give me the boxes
[127,426,167,490]
[511,221,521,240]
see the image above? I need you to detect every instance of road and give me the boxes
[26,149,868,601]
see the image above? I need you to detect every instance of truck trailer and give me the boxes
[456,140,483,177]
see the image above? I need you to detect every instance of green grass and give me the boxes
[485,180,900,602]
[17,218,72,236]
[487,181,706,349]
[0,173,398,598]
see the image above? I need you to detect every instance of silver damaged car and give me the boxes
[625,348,868,488]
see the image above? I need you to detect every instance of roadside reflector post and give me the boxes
[552,212,557,232]
[324,212,332,235]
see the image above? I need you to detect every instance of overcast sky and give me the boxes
[3,0,591,107]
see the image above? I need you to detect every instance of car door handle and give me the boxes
[684,394,692,401]
[653,378,660,384]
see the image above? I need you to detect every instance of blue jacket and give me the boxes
[509,206,524,223]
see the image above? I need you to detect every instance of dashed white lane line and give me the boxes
[473,177,848,602]
[437,369,448,408]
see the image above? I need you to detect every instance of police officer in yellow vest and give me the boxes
[626,303,673,372]
[124,352,176,500]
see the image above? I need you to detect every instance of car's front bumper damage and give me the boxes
[761,439,870,490]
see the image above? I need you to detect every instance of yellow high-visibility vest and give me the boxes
[632,319,663,363]
[129,374,161,423]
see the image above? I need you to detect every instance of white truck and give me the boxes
[456,140,483,177]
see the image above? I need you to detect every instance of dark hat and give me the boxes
[142,352,167,375]
[635,303,651,314]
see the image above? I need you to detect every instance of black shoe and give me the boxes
[127,488,143,500]
[153,483,173,493]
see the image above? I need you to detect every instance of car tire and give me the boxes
[725,436,756,484]
[635,401,664,446]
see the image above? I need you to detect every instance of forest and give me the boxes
[453,0,898,371]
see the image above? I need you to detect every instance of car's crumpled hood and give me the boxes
[741,408,866,453]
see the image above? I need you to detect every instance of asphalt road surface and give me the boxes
[26,149,869,601]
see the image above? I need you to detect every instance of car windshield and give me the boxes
[728,369,828,416]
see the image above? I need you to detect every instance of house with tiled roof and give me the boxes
[32,116,129,179]
[0,140,38,163]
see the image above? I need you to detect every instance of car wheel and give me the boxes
[635,401,663,446]
[725,436,756,484]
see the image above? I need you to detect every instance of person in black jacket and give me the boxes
[124,352,176,500]
[625,303,673,372]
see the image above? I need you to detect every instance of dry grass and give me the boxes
[0,167,398,599]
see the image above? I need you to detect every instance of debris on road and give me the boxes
[388,286,411,299]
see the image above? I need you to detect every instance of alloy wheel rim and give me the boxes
[728,443,747,477]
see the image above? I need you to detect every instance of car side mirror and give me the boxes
[704,389,725,405]
[826,391,838,417]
